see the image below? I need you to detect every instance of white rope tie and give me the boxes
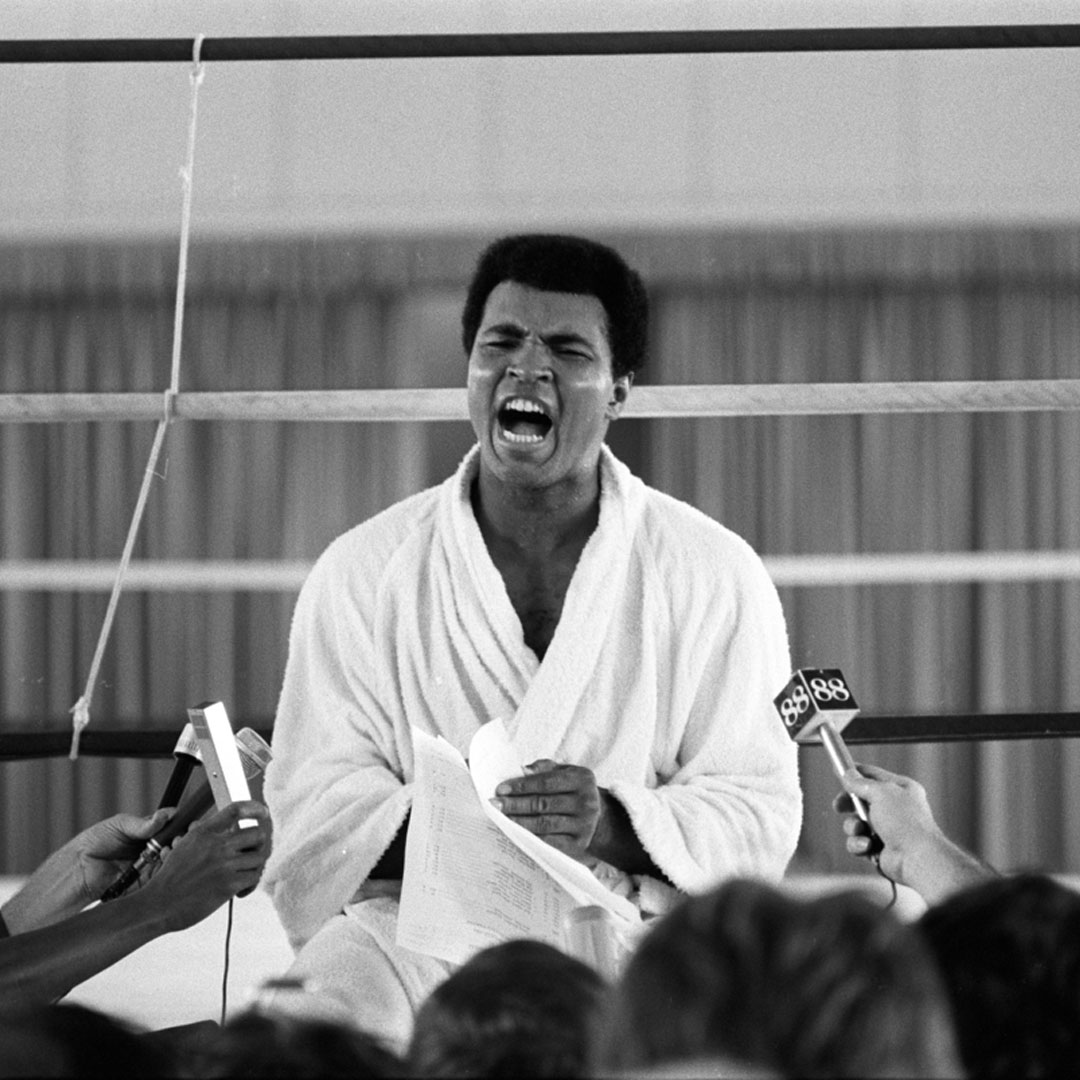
[69,36,206,759]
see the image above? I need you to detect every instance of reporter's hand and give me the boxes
[834,763,994,905]
[68,809,174,903]
[1,808,175,933]
[834,764,942,880]
[492,760,602,862]
[141,801,272,932]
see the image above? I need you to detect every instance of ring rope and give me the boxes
[4,551,1080,593]
[2,379,1079,425]
[67,37,206,760]
[2,25,1080,65]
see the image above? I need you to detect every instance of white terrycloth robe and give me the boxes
[262,445,801,1028]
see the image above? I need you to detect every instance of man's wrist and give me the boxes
[906,830,996,906]
[589,789,666,880]
[588,789,619,856]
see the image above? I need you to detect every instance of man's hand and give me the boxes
[0,809,176,933]
[71,809,175,903]
[834,763,994,905]
[142,800,273,933]
[492,760,603,862]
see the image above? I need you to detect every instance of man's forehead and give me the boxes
[479,281,609,341]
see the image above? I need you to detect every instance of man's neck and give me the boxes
[472,469,601,560]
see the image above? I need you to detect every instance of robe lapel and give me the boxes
[435,448,538,716]
[436,446,646,763]
[510,448,646,764]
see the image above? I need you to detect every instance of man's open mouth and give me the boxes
[497,398,553,444]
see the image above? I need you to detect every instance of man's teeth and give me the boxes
[504,398,546,414]
[498,397,551,443]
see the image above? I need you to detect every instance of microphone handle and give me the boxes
[99,782,217,903]
[157,753,199,810]
[818,721,884,855]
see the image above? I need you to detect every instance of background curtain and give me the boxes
[1,230,1078,878]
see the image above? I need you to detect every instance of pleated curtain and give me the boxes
[1,231,1078,879]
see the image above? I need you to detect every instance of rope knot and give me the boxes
[69,696,91,760]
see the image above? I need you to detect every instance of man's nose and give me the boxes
[508,336,554,381]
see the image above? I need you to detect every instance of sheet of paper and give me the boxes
[396,729,581,964]
[467,719,640,924]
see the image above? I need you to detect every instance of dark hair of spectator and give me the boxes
[0,1002,171,1078]
[594,878,961,1079]
[918,872,1080,1080]
[190,1010,407,1079]
[408,938,606,1078]
[460,234,649,380]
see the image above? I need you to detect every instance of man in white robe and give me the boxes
[262,235,802,1049]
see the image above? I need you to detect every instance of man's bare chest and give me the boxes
[495,556,579,661]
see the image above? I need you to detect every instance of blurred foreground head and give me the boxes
[0,1003,169,1078]
[919,872,1080,1080]
[192,1010,406,1078]
[408,938,605,1078]
[595,878,961,1079]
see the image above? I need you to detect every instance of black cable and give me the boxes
[871,852,899,911]
[220,898,235,1027]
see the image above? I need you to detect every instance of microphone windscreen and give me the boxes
[172,721,202,762]
[235,728,272,774]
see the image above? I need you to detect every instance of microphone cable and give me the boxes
[871,851,898,911]
[220,897,235,1027]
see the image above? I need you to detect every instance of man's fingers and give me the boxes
[491,792,585,817]
[539,834,580,856]
[501,812,587,838]
[201,800,270,834]
[847,762,907,786]
[110,807,173,842]
[229,849,270,873]
[846,834,871,856]
[843,816,870,839]
[841,769,887,806]
[496,766,593,797]
[136,808,174,835]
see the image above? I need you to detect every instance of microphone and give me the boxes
[773,669,883,856]
[157,722,203,810]
[99,727,271,903]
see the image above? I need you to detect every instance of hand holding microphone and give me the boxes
[100,723,272,902]
[833,763,997,905]
[138,799,273,933]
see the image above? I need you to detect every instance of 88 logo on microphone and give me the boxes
[807,673,852,705]
[773,668,860,738]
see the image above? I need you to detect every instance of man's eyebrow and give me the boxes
[478,322,602,354]
[480,323,597,347]
[479,321,527,337]
[542,331,597,350]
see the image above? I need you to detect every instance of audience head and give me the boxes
[408,938,605,1078]
[919,872,1080,1079]
[460,233,649,380]
[595,877,961,1079]
[0,1003,170,1078]
[191,1009,406,1078]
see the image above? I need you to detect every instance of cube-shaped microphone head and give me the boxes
[773,668,859,744]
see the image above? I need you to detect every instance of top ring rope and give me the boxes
[3,379,1080,425]
[68,36,206,760]
[2,25,1080,64]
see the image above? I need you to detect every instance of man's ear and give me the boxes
[606,373,633,420]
